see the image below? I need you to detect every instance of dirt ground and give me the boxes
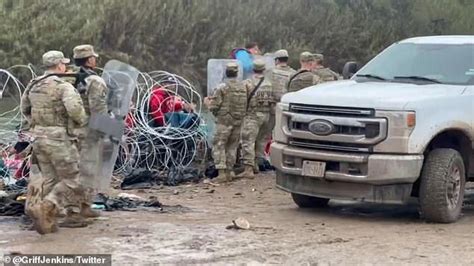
[1,172,474,265]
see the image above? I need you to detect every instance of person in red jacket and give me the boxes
[148,85,194,127]
[124,102,136,130]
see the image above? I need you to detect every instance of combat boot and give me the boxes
[253,164,260,175]
[214,169,229,183]
[80,203,100,218]
[59,210,89,228]
[28,200,59,235]
[227,170,236,181]
[236,166,255,179]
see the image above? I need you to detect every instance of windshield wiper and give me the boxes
[355,74,387,81]
[393,75,442,84]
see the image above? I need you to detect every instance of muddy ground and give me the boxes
[1,173,474,265]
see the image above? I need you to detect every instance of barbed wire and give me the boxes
[0,64,211,185]
[0,66,32,185]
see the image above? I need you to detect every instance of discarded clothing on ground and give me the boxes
[120,165,205,189]
[166,166,202,186]
[93,193,163,212]
[120,168,159,190]
[0,178,29,216]
[0,193,25,216]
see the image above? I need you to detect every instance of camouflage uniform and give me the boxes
[22,51,88,234]
[313,54,341,83]
[72,45,108,213]
[208,62,247,182]
[239,60,274,178]
[287,52,322,92]
[287,70,321,92]
[272,64,296,101]
[314,67,341,83]
[252,50,297,169]
[271,49,296,101]
[270,51,296,160]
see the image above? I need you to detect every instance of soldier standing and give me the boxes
[287,52,322,92]
[238,59,274,178]
[22,51,88,234]
[252,49,297,169]
[272,49,296,100]
[313,53,341,82]
[72,44,108,218]
[205,62,247,183]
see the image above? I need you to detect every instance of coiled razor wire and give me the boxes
[0,64,211,185]
[0,65,34,185]
[115,70,210,179]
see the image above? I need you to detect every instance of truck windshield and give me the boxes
[355,43,474,85]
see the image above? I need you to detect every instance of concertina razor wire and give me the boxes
[0,64,211,184]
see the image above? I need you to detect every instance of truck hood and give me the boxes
[281,80,466,110]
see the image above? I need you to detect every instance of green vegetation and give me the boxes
[1,0,473,92]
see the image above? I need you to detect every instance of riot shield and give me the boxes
[207,59,243,96]
[257,53,276,71]
[83,60,139,192]
[255,54,276,80]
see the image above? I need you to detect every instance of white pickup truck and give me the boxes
[271,35,474,223]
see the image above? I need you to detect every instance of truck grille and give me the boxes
[289,104,375,117]
[291,122,380,138]
[289,138,371,153]
[284,104,387,153]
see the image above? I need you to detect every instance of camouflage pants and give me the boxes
[212,115,242,170]
[26,138,84,215]
[241,112,271,167]
[78,130,103,205]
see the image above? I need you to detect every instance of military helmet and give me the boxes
[300,51,318,62]
[226,62,239,72]
[253,59,266,71]
[274,49,289,59]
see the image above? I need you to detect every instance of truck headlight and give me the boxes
[273,103,289,143]
[279,102,289,111]
[374,111,416,153]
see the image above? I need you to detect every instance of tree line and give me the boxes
[1,0,473,93]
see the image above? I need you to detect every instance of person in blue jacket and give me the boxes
[231,42,261,79]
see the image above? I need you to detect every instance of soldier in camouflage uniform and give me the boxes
[238,59,274,178]
[287,52,322,92]
[72,44,109,218]
[204,62,247,183]
[22,51,88,234]
[272,49,296,101]
[313,53,341,82]
[251,49,297,169]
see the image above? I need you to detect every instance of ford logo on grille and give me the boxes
[308,120,335,136]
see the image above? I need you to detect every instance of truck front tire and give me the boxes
[419,148,465,223]
[291,193,330,208]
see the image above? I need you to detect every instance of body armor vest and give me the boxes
[28,76,68,128]
[272,66,295,100]
[248,76,273,113]
[216,79,247,119]
[314,67,339,83]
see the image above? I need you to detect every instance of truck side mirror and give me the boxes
[342,62,359,80]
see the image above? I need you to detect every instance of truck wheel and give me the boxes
[419,148,465,223]
[291,193,329,208]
